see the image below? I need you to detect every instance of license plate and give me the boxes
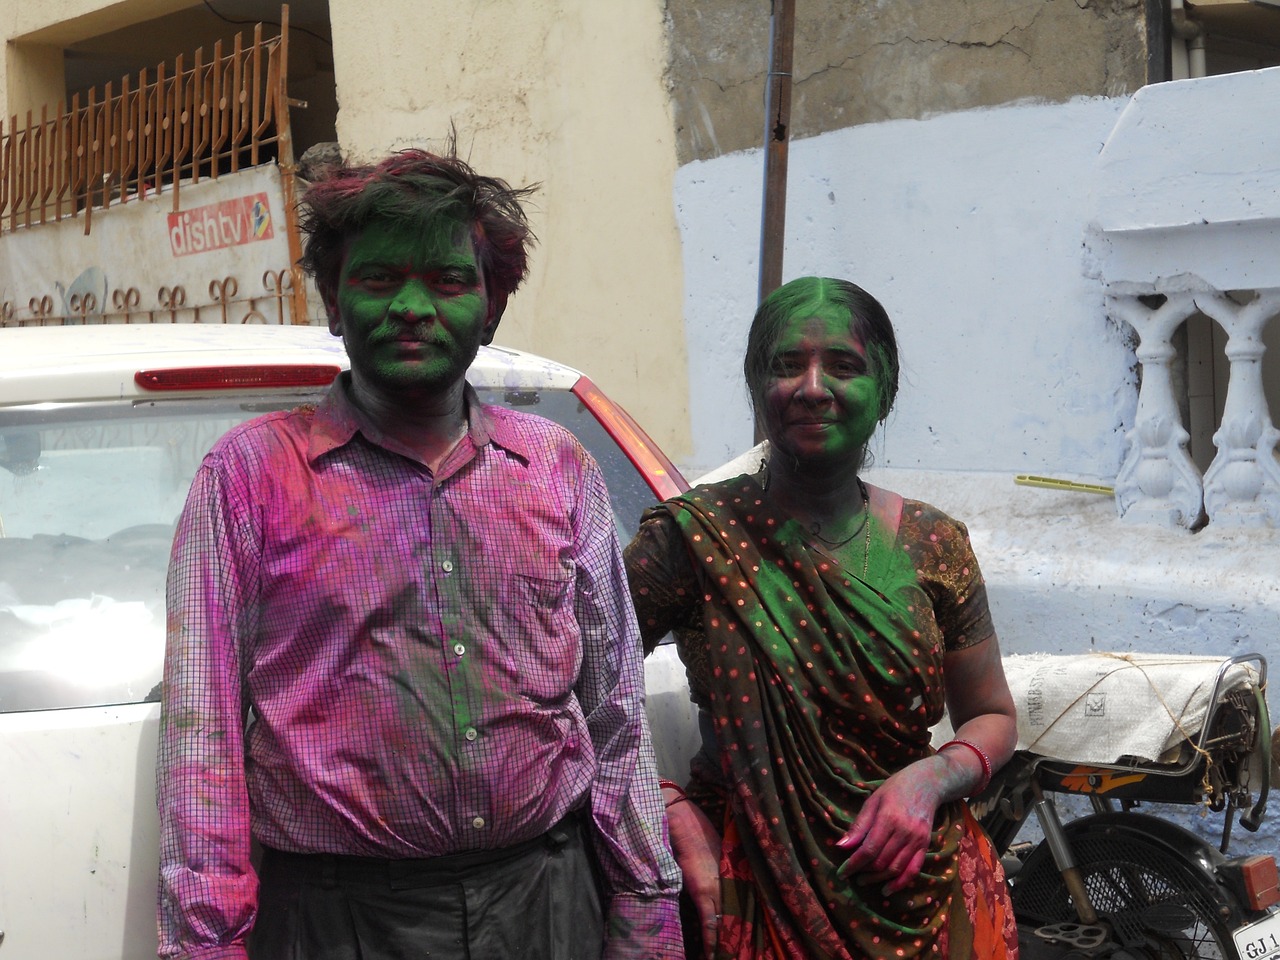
[1234,911,1280,960]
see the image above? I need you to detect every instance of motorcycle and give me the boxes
[972,652,1279,959]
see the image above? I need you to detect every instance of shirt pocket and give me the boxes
[499,571,582,703]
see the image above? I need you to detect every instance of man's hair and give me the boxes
[298,145,537,306]
[743,276,900,422]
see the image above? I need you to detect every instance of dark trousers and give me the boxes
[247,818,604,960]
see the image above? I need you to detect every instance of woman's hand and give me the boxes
[663,787,722,959]
[833,758,949,895]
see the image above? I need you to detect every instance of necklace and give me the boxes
[761,463,873,576]
[812,479,872,576]
[808,508,867,548]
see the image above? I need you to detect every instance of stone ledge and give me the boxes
[864,466,1280,657]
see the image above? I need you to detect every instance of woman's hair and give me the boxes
[298,146,537,306]
[743,276,900,421]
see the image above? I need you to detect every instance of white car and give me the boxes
[0,323,694,960]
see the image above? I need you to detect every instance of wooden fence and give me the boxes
[1,15,294,234]
[0,8,309,324]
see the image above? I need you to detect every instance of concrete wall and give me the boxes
[665,0,1149,164]
[0,0,175,118]
[0,0,188,114]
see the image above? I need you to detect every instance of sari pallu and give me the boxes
[653,477,1012,959]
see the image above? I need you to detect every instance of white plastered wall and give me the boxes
[675,95,1136,481]
[673,83,1280,854]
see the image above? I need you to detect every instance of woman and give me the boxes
[626,277,1019,959]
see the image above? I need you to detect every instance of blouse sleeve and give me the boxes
[623,509,702,655]
[904,504,997,652]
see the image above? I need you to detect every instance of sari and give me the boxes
[626,475,1018,959]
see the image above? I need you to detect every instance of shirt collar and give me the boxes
[308,372,530,466]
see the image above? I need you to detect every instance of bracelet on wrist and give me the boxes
[658,778,688,809]
[938,738,992,794]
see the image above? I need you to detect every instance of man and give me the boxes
[157,146,683,959]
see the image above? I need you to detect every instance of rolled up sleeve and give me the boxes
[571,465,684,958]
[156,459,259,960]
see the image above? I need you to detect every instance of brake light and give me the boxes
[1223,855,1280,910]
[572,376,688,500]
[135,365,341,391]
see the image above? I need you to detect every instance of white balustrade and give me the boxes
[1111,290,1280,530]
[1197,290,1280,526]
[1111,294,1205,528]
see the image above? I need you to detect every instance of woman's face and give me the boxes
[760,304,882,466]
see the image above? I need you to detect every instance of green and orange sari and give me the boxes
[626,475,1018,959]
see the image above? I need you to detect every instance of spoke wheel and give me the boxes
[1010,813,1243,959]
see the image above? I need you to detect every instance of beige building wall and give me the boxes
[1,0,187,110]
[0,0,694,462]
[329,0,690,460]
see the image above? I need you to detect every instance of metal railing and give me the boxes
[0,7,309,325]
[3,271,305,328]
[0,13,293,236]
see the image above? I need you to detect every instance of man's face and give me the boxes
[326,219,500,398]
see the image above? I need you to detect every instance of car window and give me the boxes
[0,387,663,713]
[472,386,660,542]
[0,396,324,713]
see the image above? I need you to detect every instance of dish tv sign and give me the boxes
[168,193,275,257]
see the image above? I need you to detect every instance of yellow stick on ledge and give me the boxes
[1015,474,1115,496]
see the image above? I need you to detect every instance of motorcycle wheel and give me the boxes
[1009,812,1245,959]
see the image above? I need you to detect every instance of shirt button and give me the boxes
[472,816,485,829]
[441,560,454,573]
[464,727,478,741]
[453,643,466,656]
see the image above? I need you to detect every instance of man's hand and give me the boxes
[663,788,722,959]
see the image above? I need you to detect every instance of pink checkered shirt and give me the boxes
[157,375,682,959]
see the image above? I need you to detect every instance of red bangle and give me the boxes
[939,739,992,794]
[658,779,689,809]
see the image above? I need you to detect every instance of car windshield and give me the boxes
[0,387,660,713]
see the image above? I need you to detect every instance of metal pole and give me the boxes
[274,4,310,325]
[758,0,795,305]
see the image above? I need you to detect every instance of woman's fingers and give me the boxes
[882,848,927,895]
[836,759,948,886]
[843,837,927,895]
[693,895,720,960]
[835,803,930,883]
[834,791,879,851]
[663,796,722,956]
